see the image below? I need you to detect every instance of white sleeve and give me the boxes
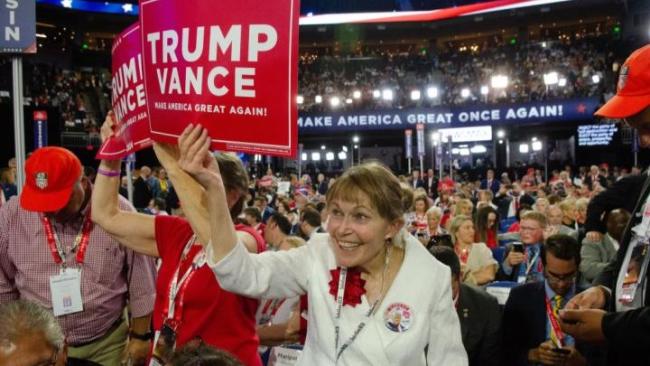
[426,266,469,366]
[206,241,312,299]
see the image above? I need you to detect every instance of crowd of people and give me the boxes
[0,29,648,366]
[298,34,620,112]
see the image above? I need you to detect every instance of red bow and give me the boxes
[328,267,366,307]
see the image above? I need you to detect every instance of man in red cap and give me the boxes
[560,44,650,366]
[0,146,157,365]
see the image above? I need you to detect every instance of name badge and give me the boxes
[49,268,83,317]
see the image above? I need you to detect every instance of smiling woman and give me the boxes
[176,125,467,365]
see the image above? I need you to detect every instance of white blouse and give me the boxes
[207,233,468,366]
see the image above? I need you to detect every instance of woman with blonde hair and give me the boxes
[448,215,497,286]
[178,125,467,365]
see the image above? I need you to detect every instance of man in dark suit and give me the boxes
[411,169,425,190]
[583,165,609,191]
[503,235,593,366]
[480,169,500,194]
[424,168,438,199]
[494,183,535,219]
[132,166,153,210]
[560,45,650,366]
[430,246,501,366]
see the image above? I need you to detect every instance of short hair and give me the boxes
[558,198,576,213]
[575,197,589,212]
[269,212,291,235]
[170,342,242,366]
[541,234,581,267]
[215,153,249,220]
[426,206,443,221]
[448,214,473,244]
[315,201,327,213]
[521,211,547,228]
[327,162,404,223]
[0,300,64,355]
[301,207,321,228]
[153,197,167,211]
[254,195,267,203]
[455,198,473,212]
[429,246,461,278]
[243,207,262,223]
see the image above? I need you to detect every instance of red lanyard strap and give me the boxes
[545,296,565,347]
[41,212,93,266]
[164,236,205,326]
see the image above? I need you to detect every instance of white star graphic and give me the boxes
[61,0,73,8]
[122,3,133,12]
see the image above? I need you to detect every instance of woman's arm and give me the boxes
[178,125,310,299]
[91,114,157,257]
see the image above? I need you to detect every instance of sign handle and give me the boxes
[12,56,26,193]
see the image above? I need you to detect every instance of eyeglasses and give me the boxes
[545,270,577,284]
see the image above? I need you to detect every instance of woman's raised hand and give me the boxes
[178,124,223,190]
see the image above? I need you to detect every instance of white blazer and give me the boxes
[208,233,468,366]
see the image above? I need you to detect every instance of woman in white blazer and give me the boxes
[177,125,468,366]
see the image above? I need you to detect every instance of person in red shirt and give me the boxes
[91,114,262,366]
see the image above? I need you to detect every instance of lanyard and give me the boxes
[261,299,287,319]
[545,296,565,348]
[41,212,93,268]
[164,235,205,326]
[525,248,540,276]
[333,246,392,363]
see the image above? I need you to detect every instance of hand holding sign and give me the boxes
[178,124,223,190]
[140,0,298,157]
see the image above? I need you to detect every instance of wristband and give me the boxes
[98,167,121,178]
[129,330,154,341]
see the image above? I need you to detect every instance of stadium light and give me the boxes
[591,74,601,84]
[480,86,489,95]
[342,145,348,152]
[352,135,360,143]
[461,88,470,99]
[519,143,530,153]
[372,90,381,99]
[532,141,543,151]
[345,98,353,104]
[296,95,304,104]
[491,75,508,89]
[532,137,538,141]
[301,153,308,161]
[330,96,341,107]
[558,78,567,87]
[543,71,559,85]
[451,148,460,155]
[353,90,362,99]
[311,152,321,161]
[338,151,347,160]
[410,90,421,101]
[321,145,326,150]
[382,89,394,101]
[497,129,506,138]
[459,148,470,156]
[325,152,335,161]
[315,95,323,103]
[426,87,438,99]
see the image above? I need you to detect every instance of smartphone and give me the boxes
[551,348,571,355]
[512,242,524,253]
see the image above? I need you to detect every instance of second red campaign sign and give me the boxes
[139,0,299,157]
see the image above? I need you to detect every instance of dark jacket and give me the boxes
[595,173,650,366]
[457,284,502,366]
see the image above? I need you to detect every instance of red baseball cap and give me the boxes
[595,44,650,118]
[20,147,82,212]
